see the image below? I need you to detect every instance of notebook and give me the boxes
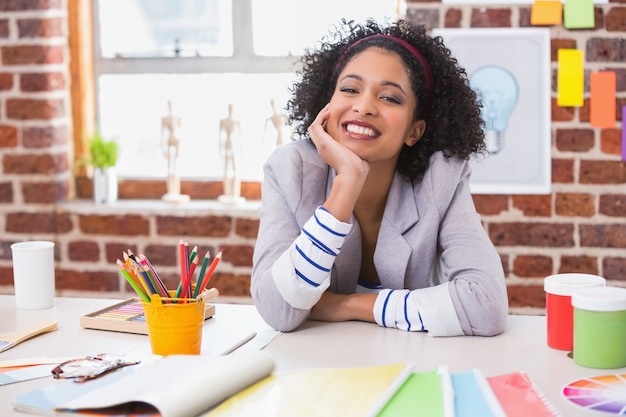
[202,362,414,417]
[451,369,507,417]
[487,371,562,417]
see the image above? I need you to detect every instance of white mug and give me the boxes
[11,241,56,309]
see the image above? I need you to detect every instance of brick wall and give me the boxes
[0,0,625,312]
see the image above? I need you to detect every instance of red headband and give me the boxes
[335,34,434,117]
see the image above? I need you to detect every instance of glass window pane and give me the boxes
[98,73,295,181]
[252,0,399,56]
[97,0,232,58]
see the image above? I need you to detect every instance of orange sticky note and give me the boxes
[557,49,584,107]
[590,71,616,128]
[531,0,563,25]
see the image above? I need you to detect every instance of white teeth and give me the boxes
[346,124,375,137]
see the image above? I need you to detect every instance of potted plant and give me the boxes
[83,130,120,204]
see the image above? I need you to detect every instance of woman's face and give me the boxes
[326,47,425,168]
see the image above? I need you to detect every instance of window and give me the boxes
[92,0,400,183]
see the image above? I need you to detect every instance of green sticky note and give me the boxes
[564,0,595,29]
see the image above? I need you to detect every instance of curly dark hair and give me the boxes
[285,18,486,181]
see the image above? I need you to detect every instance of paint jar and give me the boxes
[572,286,626,369]
[544,273,606,350]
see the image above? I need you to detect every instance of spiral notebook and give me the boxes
[486,371,562,417]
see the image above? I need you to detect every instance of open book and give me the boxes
[12,351,274,417]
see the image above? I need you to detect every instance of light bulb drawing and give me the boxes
[469,65,519,154]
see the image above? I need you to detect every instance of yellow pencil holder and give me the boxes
[142,291,207,356]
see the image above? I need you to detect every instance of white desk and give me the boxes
[0,295,621,416]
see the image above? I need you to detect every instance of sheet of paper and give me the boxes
[564,0,595,29]
[590,71,616,128]
[531,0,563,25]
[557,49,584,107]
[0,364,56,386]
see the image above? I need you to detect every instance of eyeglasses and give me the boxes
[52,354,141,383]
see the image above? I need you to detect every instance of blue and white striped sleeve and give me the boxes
[272,206,352,309]
[373,283,464,336]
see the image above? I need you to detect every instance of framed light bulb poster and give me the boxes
[433,28,551,194]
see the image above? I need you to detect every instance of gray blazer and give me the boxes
[251,139,508,336]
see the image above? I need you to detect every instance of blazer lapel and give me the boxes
[375,173,419,288]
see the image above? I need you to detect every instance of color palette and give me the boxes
[563,374,626,414]
[80,298,215,335]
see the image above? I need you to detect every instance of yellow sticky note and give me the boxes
[531,0,563,26]
[557,49,584,107]
[590,71,616,128]
[564,0,595,29]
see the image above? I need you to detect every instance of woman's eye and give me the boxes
[339,86,358,94]
[382,96,402,104]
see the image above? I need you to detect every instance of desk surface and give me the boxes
[0,295,621,416]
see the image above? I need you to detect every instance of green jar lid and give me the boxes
[544,273,606,296]
[572,286,626,312]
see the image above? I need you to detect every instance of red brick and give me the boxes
[599,194,626,216]
[405,8,439,30]
[444,9,462,27]
[552,98,575,121]
[606,7,626,31]
[603,257,626,281]
[0,72,13,90]
[105,243,139,264]
[470,8,512,27]
[79,214,150,236]
[512,195,552,217]
[3,153,67,174]
[489,222,575,247]
[142,244,178,267]
[68,240,100,262]
[0,19,8,37]
[580,224,626,247]
[235,218,259,238]
[600,128,622,155]
[585,37,625,62]
[580,160,626,184]
[513,255,552,277]
[20,72,65,92]
[56,269,119,291]
[472,194,508,215]
[17,17,63,38]
[555,193,595,217]
[518,7,531,27]
[0,124,18,147]
[0,182,12,202]
[552,158,574,183]
[0,266,12,285]
[507,285,546,308]
[22,125,67,147]
[209,272,251,297]
[6,98,65,120]
[1,45,64,65]
[559,256,598,274]
[0,1,62,11]
[22,180,69,203]
[555,128,594,152]
[6,211,71,233]
[156,215,231,237]
[221,244,254,267]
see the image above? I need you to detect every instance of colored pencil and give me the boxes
[193,250,211,297]
[197,250,222,295]
[139,254,169,297]
[185,255,198,297]
[175,240,187,298]
[116,259,150,302]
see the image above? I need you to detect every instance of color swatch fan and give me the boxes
[563,374,626,415]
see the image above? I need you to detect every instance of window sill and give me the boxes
[58,199,261,217]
